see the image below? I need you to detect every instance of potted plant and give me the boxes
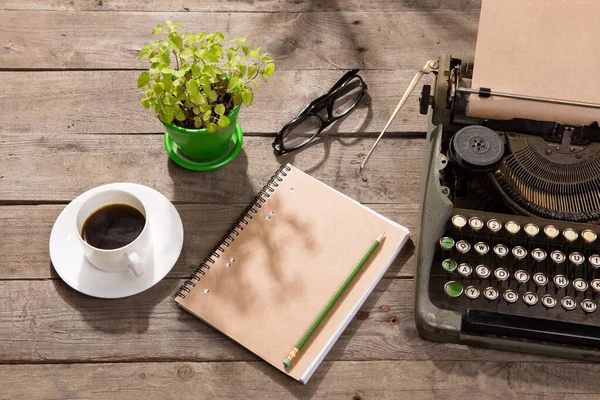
[137,21,275,170]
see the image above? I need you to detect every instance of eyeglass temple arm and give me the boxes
[359,60,439,171]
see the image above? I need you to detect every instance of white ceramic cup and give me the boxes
[75,189,152,277]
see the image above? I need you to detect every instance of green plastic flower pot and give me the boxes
[161,105,242,169]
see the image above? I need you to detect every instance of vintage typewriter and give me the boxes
[414,49,600,360]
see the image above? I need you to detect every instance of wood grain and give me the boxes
[0,135,425,204]
[1,0,481,12]
[0,279,550,363]
[3,360,595,400]
[0,70,436,135]
[0,204,418,279]
[0,10,477,71]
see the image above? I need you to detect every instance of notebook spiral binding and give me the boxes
[175,164,292,299]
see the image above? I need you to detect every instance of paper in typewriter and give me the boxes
[176,164,409,383]
[468,0,600,125]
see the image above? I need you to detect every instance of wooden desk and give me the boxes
[1,1,596,398]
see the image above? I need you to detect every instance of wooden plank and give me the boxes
[1,0,482,13]
[0,10,478,70]
[3,360,595,400]
[0,279,550,363]
[0,203,418,279]
[0,70,437,135]
[0,135,425,204]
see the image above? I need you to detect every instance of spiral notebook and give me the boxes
[175,164,410,383]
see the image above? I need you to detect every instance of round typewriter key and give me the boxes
[455,240,471,254]
[439,237,455,250]
[590,254,600,269]
[468,217,484,231]
[592,279,600,292]
[533,272,549,286]
[582,229,597,244]
[487,219,502,233]
[475,264,491,279]
[523,292,539,306]
[465,286,480,299]
[561,296,576,311]
[493,244,509,258]
[444,281,463,298]
[542,294,557,308]
[553,274,569,288]
[494,268,509,281]
[442,259,457,272]
[512,246,527,260]
[569,252,585,266]
[474,242,490,256]
[531,248,547,262]
[458,263,472,277]
[544,225,559,240]
[505,221,520,235]
[563,228,578,243]
[581,299,597,313]
[573,278,588,292]
[515,270,530,284]
[483,287,499,301]
[524,223,539,238]
[550,250,566,265]
[451,215,467,229]
[503,289,518,303]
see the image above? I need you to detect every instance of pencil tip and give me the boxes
[377,232,386,242]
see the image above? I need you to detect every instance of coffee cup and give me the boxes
[75,189,152,277]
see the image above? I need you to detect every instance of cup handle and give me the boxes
[126,252,144,277]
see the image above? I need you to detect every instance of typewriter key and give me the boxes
[573,278,588,292]
[544,225,559,240]
[494,268,509,281]
[487,219,502,233]
[455,240,471,254]
[515,270,530,284]
[475,264,491,279]
[512,246,527,260]
[468,217,484,231]
[451,215,467,229]
[582,229,597,244]
[553,274,569,289]
[483,287,499,301]
[524,223,539,238]
[569,252,585,266]
[473,242,490,256]
[550,250,566,265]
[444,281,463,298]
[442,259,457,272]
[458,263,472,277]
[592,279,600,292]
[541,294,557,308]
[563,228,578,243]
[505,221,520,235]
[465,286,480,299]
[531,248,547,262]
[590,254,600,269]
[581,299,597,313]
[503,289,518,303]
[533,272,549,286]
[561,296,576,311]
[493,244,509,258]
[439,237,455,250]
[523,292,538,306]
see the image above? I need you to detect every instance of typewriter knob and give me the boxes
[419,85,431,115]
[449,125,505,175]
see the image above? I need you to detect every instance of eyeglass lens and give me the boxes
[281,77,364,150]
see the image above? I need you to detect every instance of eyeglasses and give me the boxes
[272,69,367,155]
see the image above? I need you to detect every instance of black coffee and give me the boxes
[82,204,145,250]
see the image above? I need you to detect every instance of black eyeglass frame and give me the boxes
[272,69,367,155]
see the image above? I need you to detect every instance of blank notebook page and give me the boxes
[176,164,409,382]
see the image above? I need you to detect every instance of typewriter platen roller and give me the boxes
[415,0,600,359]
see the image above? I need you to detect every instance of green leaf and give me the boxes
[194,117,202,128]
[201,50,219,64]
[139,44,154,59]
[203,110,212,122]
[180,47,194,59]
[247,65,257,79]
[154,82,165,95]
[140,97,151,108]
[241,88,253,106]
[264,63,275,76]
[215,32,225,41]
[227,48,236,61]
[209,90,218,102]
[152,24,163,35]
[242,44,249,56]
[249,48,259,57]
[263,55,274,63]
[233,92,242,105]
[186,79,199,97]
[193,107,200,115]
[238,64,246,77]
[214,104,225,115]
[163,74,173,90]
[160,65,172,74]
[173,68,187,78]
[137,72,150,88]
[159,51,170,67]
[218,115,230,128]
[168,33,183,51]
[206,122,217,133]
[191,64,201,78]
[175,109,186,121]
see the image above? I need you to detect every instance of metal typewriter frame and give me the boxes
[415,55,600,360]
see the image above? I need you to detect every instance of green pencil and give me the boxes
[283,232,386,368]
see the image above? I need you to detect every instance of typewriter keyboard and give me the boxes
[431,208,600,325]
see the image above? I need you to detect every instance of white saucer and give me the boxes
[49,183,184,298]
